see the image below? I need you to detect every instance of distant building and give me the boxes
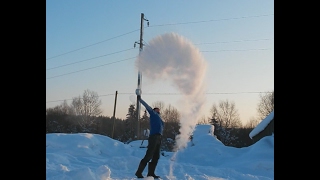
[249,110,274,143]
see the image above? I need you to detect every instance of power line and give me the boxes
[201,48,271,52]
[46,91,273,104]
[149,14,273,27]
[47,38,272,72]
[118,92,272,95]
[194,38,273,45]
[46,93,115,103]
[46,48,135,71]
[46,57,136,79]
[46,48,272,79]
[46,29,140,61]
[46,14,273,61]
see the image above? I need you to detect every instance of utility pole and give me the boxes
[111,90,118,139]
[134,13,149,140]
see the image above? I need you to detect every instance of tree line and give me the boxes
[46,89,274,151]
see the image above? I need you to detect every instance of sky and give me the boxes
[46,124,274,180]
[46,1,274,125]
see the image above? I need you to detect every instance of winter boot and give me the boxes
[135,160,147,178]
[147,161,160,178]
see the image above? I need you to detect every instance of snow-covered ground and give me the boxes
[46,124,274,180]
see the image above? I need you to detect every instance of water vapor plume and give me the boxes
[135,32,208,172]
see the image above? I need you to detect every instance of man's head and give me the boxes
[153,107,160,114]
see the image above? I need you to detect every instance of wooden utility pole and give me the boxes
[135,13,149,139]
[111,90,118,138]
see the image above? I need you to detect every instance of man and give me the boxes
[135,92,164,179]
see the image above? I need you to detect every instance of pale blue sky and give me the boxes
[46,0,274,124]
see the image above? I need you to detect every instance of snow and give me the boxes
[249,111,274,139]
[46,124,274,180]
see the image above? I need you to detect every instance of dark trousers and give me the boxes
[136,134,162,175]
[142,134,162,164]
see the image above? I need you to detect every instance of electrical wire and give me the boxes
[46,48,135,71]
[46,91,273,104]
[46,29,140,61]
[46,57,136,79]
[46,14,273,61]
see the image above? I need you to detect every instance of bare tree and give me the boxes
[61,100,74,115]
[161,104,180,151]
[197,115,210,125]
[152,101,165,112]
[71,89,102,131]
[209,100,241,146]
[257,90,274,120]
[71,89,102,117]
[162,104,180,123]
[209,99,242,128]
[244,117,259,128]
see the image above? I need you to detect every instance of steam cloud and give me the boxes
[135,32,207,177]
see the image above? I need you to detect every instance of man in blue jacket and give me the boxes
[135,93,164,179]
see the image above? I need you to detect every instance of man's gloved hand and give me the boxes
[136,89,141,96]
[136,89,141,101]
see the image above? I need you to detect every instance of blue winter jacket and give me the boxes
[139,98,164,135]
